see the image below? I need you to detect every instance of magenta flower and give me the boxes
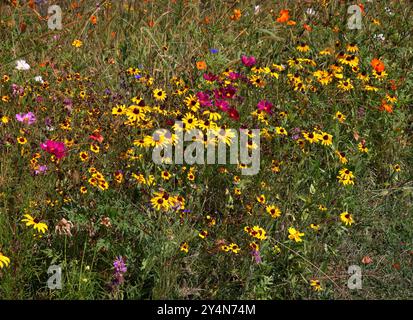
[196,91,212,107]
[40,140,66,159]
[16,112,36,125]
[257,100,273,114]
[215,99,230,112]
[241,55,256,67]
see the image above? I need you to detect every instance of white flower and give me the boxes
[373,34,385,41]
[254,5,260,15]
[385,7,393,15]
[15,59,30,71]
[306,8,316,16]
[34,76,44,83]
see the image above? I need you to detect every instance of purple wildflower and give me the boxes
[16,112,36,125]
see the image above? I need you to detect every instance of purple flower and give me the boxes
[34,165,48,175]
[251,250,262,264]
[113,256,127,274]
[241,55,256,67]
[16,112,36,125]
[112,256,127,288]
[257,100,273,114]
[209,48,219,54]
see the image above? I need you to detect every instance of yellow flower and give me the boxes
[1,116,9,124]
[0,252,10,269]
[310,223,320,231]
[276,127,288,136]
[288,227,305,242]
[340,211,354,226]
[358,143,369,153]
[180,242,189,253]
[153,88,167,102]
[318,131,333,146]
[334,111,346,123]
[310,279,323,291]
[21,214,48,233]
[229,243,240,254]
[393,164,401,172]
[72,39,83,48]
[256,194,266,204]
[266,205,281,218]
[17,136,27,144]
[337,78,354,91]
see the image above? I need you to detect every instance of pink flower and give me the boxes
[40,140,66,159]
[16,112,36,125]
[241,55,256,67]
[257,100,273,114]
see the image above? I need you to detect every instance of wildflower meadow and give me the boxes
[0,0,412,300]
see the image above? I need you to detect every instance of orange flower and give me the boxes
[303,24,312,31]
[148,19,155,27]
[90,15,97,25]
[358,3,365,14]
[380,100,393,113]
[371,58,385,72]
[287,20,296,26]
[230,9,241,21]
[196,61,207,70]
[276,9,290,23]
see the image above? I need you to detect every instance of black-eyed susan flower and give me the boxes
[334,111,346,123]
[80,186,87,194]
[318,205,327,211]
[0,252,10,269]
[358,142,369,153]
[340,211,354,226]
[182,113,198,130]
[303,131,319,144]
[244,225,267,240]
[256,194,266,204]
[318,131,333,146]
[288,227,304,242]
[335,150,348,164]
[17,136,27,144]
[229,243,240,254]
[153,88,167,102]
[21,214,48,233]
[393,164,401,172]
[310,279,323,291]
[296,42,310,53]
[184,95,200,112]
[266,205,281,218]
[337,78,354,91]
[276,126,288,136]
[337,168,355,186]
[346,43,359,53]
[199,230,208,239]
[310,224,320,231]
[180,242,189,253]
[161,170,171,181]
[79,151,89,162]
